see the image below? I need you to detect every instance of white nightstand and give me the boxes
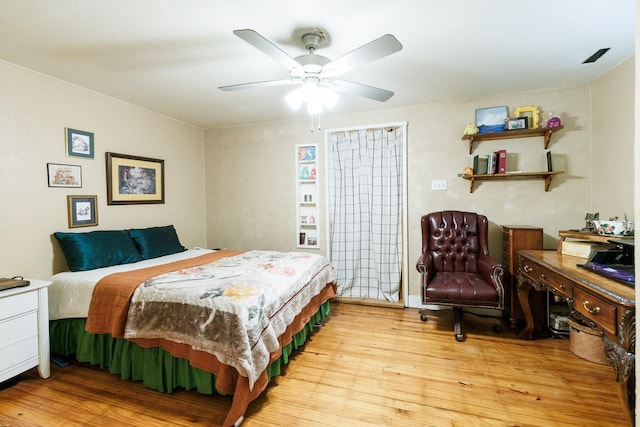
[0,279,51,382]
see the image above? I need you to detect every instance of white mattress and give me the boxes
[48,248,214,320]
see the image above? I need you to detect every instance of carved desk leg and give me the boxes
[516,274,535,340]
[604,309,636,426]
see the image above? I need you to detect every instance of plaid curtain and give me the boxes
[327,126,404,302]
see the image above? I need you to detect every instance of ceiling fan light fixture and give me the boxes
[318,86,338,109]
[285,81,338,115]
[285,88,304,110]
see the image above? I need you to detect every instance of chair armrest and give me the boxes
[478,254,505,291]
[416,252,432,274]
[416,252,434,286]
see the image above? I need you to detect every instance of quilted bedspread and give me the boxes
[123,250,336,389]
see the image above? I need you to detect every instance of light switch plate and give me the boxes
[431,179,447,191]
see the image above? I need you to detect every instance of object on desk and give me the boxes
[578,239,635,286]
[592,218,629,235]
[583,212,599,232]
[561,240,610,259]
[568,317,609,365]
[0,277,30,291]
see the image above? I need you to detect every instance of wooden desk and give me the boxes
[516,250,635,425]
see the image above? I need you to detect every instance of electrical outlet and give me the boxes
[431,179,447,191]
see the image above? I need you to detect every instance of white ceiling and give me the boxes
[0,0,634,129]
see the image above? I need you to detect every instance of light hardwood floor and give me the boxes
[0,302,629,426]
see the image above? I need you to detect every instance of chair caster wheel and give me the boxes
[455,334,465,342]
[420,314,428,322]
[492,324,501,333]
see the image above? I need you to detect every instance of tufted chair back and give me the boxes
[423,210,488,273]
[416,210,505,341]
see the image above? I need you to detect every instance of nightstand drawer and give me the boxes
[0,291,37,320]
[573,287,617,336]
[0,311,38,372]
[0,311,38,345]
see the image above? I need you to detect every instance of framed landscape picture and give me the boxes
[106,152,165,205]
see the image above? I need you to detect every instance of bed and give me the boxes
[48,225,337,426]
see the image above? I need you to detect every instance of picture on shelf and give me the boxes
[299,165,316,181]
[507,117,528,130]
[297,145,316,161]
[475,106,508,133]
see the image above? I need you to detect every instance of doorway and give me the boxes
[325,122,408,306]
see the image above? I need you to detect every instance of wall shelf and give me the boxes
[296,144,320,249]
[462,171,564,193]
[462,126,564,154]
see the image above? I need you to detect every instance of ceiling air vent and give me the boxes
[582,48,610,64]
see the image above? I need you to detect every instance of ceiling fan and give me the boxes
[218,28,403,113]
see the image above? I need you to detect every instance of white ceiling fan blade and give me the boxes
[321,34,402,78]
[330,80,395,102]
[233,29,301,71]
[218,79,298,91]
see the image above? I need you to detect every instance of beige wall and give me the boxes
[0,60,208,279]
[205,64,634,307]
[0,54,632,304]
[592,57,635,218]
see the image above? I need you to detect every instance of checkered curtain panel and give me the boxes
[327,127,404,302]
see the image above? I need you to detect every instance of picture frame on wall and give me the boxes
[47,163,82,188]
[65,128,94,159]
[67,195,98,228]
[106,152,165,205]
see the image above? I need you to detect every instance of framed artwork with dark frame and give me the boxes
[506,116,529,130]
[47,163,82,188]
[65,128,94,159]
[106,152,165,205]
[67,195,98,228]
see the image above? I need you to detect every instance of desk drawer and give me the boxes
[520,259,573,298]
[573,287,617,337]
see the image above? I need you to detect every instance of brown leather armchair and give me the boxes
[416,211,505,341]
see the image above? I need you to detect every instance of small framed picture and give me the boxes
[507,117,529,130]
[47,163,82,188]
[67,195,98,228]
[66,128,94,159]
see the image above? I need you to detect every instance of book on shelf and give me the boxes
[473,155,488,174]
[546,151,553,172]
[496,149,507,174]
[486,152,495,174]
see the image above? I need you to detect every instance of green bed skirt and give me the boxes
[49,301,331,395]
